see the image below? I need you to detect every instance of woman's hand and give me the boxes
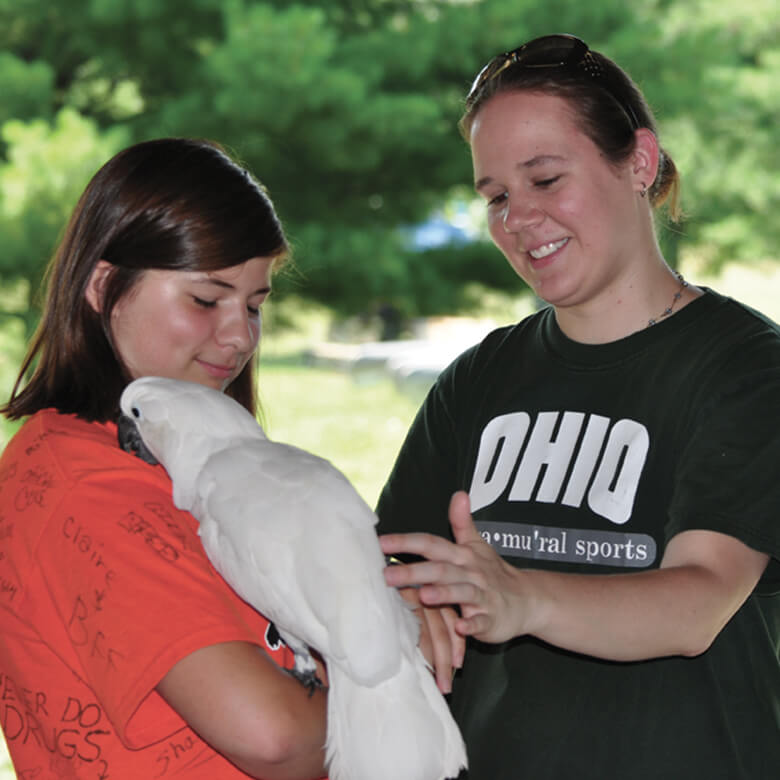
[383,491,771,662]
[381,491,529,644]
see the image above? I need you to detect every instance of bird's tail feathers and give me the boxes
[325,651,467,780]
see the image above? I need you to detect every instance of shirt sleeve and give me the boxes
[667,334,780,588]
[36,466,283,748]
[376,356,467,544]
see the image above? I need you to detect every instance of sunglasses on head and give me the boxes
[466,34,640,129]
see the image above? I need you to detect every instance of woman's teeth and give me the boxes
[529,238,568,259]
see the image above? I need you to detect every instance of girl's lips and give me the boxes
[197,359,236,379]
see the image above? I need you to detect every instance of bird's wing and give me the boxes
[195,443,406,685]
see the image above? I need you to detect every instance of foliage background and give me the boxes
[0,0,778,333]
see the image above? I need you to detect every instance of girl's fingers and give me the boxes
[423,606,458,694]
[440,604,466,669]
[394,585,461,694]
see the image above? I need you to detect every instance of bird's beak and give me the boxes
[117,412,159,465]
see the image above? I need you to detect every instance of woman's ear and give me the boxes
[631,128,660,195]
[85,260,113,314]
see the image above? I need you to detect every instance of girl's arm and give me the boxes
[157,640,327,779]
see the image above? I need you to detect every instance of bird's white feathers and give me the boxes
[119,376,467,780]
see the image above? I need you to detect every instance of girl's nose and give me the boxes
[216,309,260,353]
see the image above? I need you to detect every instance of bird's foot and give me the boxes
[285,665,325,697]
[278,635,322,696]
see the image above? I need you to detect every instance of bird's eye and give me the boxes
[131,406,141,418]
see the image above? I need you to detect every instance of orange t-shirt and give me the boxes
[0,410,307,779]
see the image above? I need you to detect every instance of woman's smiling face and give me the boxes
[99,256,274,391]
[470,90,643,311]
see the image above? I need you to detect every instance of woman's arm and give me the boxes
[381,491,770,662]
[157,640,327,780]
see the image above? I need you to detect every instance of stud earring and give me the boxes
[639,183,648,198]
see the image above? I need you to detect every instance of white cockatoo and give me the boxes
[118,376,467,780]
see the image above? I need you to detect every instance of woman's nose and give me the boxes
[503,198,543,233]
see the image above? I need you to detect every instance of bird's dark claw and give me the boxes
[285,666,325,697]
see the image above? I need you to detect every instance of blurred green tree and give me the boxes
[0,0,776,330]
[0,109,128,326]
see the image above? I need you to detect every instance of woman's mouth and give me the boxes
[528,237,569,260]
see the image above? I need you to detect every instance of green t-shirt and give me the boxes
[377,289,780,780]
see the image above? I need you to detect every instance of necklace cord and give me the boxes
[648,272,688,326]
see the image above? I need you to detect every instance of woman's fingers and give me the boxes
[384,558,467,590]
[455,612,490,638]
[381,490,526,645]
[380,530,459,561]
[381,490,518,645]
[448,490,481,545]
[380,491,481,564]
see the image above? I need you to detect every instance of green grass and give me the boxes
[0,738,10,779]
[256,358,421,508]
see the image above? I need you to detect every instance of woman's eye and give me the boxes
[487,192,507,207]
[535,176,561,188]
[247,304,261,317]
[193,297,217,308]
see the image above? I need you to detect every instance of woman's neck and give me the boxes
[553,257,703,344]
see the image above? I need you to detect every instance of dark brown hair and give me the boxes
[460,45,681,219]
[3,138,288,422]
